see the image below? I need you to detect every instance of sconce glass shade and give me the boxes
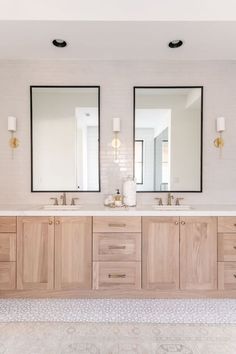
[216,117,225,132]
[113,117,120,132]
[8,116,17,132]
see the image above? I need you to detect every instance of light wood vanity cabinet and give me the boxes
[1,214,236,297]
[55,217,92,290]
[142,217,179,290]
[180,217,217,290]
[93,217,141,290]
[17,216,92,291]
[218,217,236,290]
[142,216,217,291]
[17,217,54,290]
[0,217,16,290]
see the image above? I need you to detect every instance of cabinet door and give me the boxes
[55,217,92,290]
[142,217,179,290]
[17,217,54,290]
[180,217,217,290]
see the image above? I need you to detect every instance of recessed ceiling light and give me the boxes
[168,40,183,49]
[52,39,67,48]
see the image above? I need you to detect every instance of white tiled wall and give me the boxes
[0,60,236,205]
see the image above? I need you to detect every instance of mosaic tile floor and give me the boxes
[0,322,236,354]
[0,299,236,323]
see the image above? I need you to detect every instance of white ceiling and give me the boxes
[1,0,236,21]
[0,21,236,60]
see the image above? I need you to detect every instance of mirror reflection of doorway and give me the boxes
[154,128,169,190]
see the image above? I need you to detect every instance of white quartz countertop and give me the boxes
[1,204,236,216]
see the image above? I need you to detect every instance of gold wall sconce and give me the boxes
[8,116,19,155]
[111,117,121,163]
[214,116,225,148]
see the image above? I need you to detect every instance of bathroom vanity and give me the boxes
[0,206,236,298]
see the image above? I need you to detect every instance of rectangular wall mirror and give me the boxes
[134,86,203,192]
[31,86,100,192]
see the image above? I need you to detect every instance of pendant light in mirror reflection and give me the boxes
[112,117,121,163]
[8,116,19,158]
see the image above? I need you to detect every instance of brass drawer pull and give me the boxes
[108,223,126,228]
[234,246,236,250]
[234,274,236,279]
[108,245,126,250]
[108,273,126,278]
[234,224,236,227]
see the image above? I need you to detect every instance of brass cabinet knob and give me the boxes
[234,274,236,279]
[181,221,185,225]
[55,220,60,225]
[175,221,179,225]
[48,220,53,225]
[233,246,236,250]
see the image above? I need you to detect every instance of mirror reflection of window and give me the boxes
[134,87,202,192]
[135,140,144,184]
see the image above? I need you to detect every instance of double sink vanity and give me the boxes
[1,204,236,298]
[1,86,233,298]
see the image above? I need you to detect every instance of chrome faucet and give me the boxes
[60,192,67,205]
[167,193,174,206]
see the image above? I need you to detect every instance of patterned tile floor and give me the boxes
[0,322,236,354]
[0,299,236,323]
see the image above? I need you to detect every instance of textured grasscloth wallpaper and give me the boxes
[0,60,236,205]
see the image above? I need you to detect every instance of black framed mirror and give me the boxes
[31,86,100,192]
[134,86,203,192]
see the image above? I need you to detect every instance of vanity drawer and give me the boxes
[93,233,141,261]
[218,262,236,290]
[0,233,16,262]
[93,217,141,233]
[218,234,236,261]
[93,262,141,290]
[218,217,236,233]
[0,262,16,290]
[0,217,16,233]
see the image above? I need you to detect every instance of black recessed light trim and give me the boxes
[52,39,67,48]
[168,40,183,49]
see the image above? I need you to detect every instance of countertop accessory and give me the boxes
[123,176,136,207]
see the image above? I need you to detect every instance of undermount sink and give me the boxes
[42,205,82,210]
[153,205,192,211]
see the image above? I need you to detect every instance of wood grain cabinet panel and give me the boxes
[93,233,141,261]
[55,217,92,290]
[93,261,141,290]
[218,217,236,233]
[0,262,16,290]
[0,217,16,233]
[17,217,54,290]
[180,217,217,290]
[0,233,16,261]
[93,217,141,233]
[218,262,236,290]
[218,234,236,261]
[142,217,180,290]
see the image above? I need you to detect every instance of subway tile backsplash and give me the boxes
[0,60,236,205]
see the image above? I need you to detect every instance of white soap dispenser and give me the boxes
[123,176,136,207]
